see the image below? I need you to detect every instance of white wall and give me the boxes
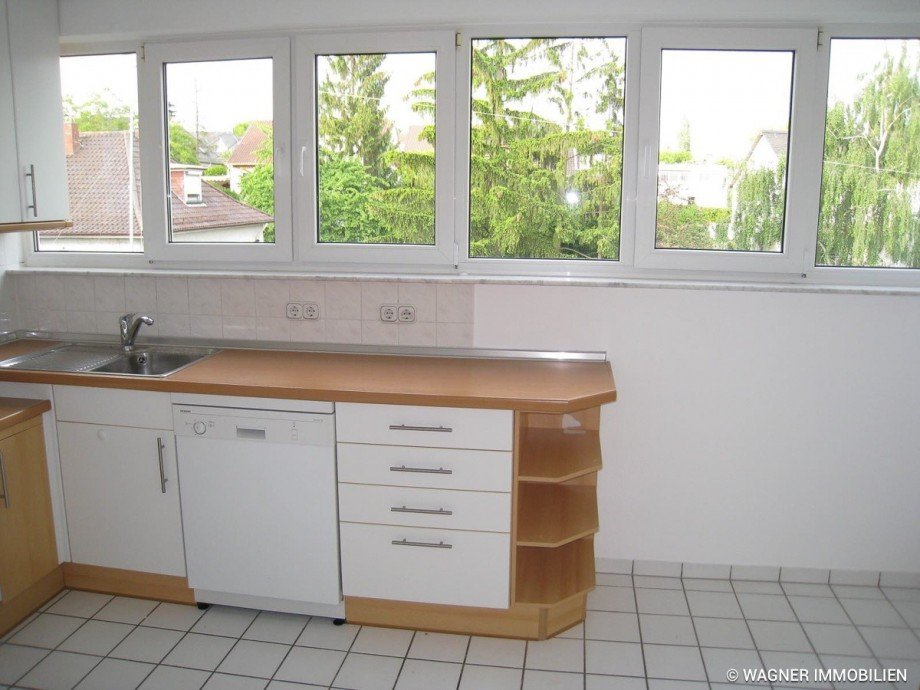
[475,284,920,573]
[58,0,920,41]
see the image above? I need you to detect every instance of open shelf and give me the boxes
[518,427,601,483]
[516,483,598,547]
[515,537,595,606]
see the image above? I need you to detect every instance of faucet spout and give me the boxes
[119,313,155,352]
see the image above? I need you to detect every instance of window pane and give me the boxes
[316,53,436,245]
[44,53,142,252]
[164,58,274,244]
[819,39,920,269]
[469,37,626,261]
[655,50,793,253]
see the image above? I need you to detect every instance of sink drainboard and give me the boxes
[0,346,121,373]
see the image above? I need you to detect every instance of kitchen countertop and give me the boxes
[0,395,51,432]
[0,340,616,413]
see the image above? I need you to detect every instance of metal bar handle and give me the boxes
[391,538,453,549]
[388,424,453,433]
[389,465,453,475]
[0,450,8,509]
[391,505,453,516]
[25,164,38,217]
[156,437,167,494]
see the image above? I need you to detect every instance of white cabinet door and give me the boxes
[58,422,186,576]
[5,0,69,223]
[0,1,22,223]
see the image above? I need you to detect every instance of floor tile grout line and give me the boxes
[774,575,833,689]
[679,572,711,689]
[390,630,417,689]
[131,599,206,688]
[328,622,364,689]
[879,587,920,647]
[456,632,473,690]
[198,607,264,687]
[728,579,770,680]
[629,579,651,690]
[264,611,312,686]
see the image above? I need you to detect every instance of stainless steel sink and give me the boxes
[0,343,219,377]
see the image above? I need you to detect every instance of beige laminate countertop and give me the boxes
[0,340,616,413]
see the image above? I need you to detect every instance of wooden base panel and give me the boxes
[0,566,64,637]
[61,563,195,605]
[344,595,589,640]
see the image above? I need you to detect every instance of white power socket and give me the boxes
[285,303,303,319]
[303,302,319,320]
[397,305,416,322]
[380,305,398,322]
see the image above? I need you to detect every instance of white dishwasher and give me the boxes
[173,401,343,618]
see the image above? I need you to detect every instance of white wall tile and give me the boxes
[124,276,157,313]
[156,277,189,314]
[189,314,223,339]
[222,316,257,339]
[436,322,473,347]
[362,320,398,345]
[256,316,291,342]
[399,282,437,322]
[15,274,36,311]
[325,282,361,320]
[188,278,222,315]
[289,318,326,343]
[67,310,103,335]
[436,284,474,323]
[326,319,362,344]
[64,275,96,312]
[289,280,324,307]
[221,279,255,316]
[398,321,436,346]
[158,314,191,337]
[361,281,399,321]
[94,276,126,313]
[34,274,66,311]
[255,280,290,318]
[94,311,125,335]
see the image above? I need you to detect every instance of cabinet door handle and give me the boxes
[391,505,453,516]
[391,538,452,549]
[388,424,453,433]
[0,450,8,509]
[156,437,167,494]
[25,164,38,217]
[389,465,453,475]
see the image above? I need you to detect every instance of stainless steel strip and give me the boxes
[391,538,452,549]
[390,506,453,516]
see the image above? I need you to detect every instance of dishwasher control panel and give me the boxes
[173,405,334,446]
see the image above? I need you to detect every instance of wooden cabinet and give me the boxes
[55,387,186,578]
[0,404,60,637]
[0,0,70,227]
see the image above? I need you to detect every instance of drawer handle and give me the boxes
[391,538,453,549]
[389,465,453,475]
[391,505,453,516]
[156,437,168,494]
[0,450,9,509]
[388,424,453,433]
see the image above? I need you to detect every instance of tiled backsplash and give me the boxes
[9,272,474,347]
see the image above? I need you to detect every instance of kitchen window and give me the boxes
[38,52,142,253]
[460,34,633,266]
[139,37,292,262]
[294,32,456,266]
[634,28,819,273]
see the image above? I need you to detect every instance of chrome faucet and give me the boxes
[119,313,154,352]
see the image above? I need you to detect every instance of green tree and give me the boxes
[318,153,388,243]
[818,50,920,267]
[677,118,692,155]
[168,123,199,165]
[232,121,251,138]
[729,156,786,252]
[238,124,275,242]
[63,92,132,131]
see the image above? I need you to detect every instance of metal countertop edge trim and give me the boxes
[0,330,608,363]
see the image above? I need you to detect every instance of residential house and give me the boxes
[227,121,271,193]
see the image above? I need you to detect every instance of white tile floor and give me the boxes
[1,575,919,689]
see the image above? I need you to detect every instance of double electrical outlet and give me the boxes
[285,302,320,320]
[380,305,416,323]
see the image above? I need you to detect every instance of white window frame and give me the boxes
[634,27,822,275]
[807,24,920,287]
[456,26,641,276]
[139,37,293,263]
[293,31,455,267]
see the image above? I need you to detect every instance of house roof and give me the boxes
[397,125,433,153]
[228,122,272,167]
[64,128,271,238]
[758,130,789,159]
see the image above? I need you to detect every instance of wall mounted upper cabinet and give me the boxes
[0,0,69,228]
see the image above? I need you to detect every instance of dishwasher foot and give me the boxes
[197,603,211,611]
[333,618,346,626]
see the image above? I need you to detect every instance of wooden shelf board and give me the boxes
[0,220,72,234]
[515,537,595,606]
[516,484,598,548]
[518,427,602,483]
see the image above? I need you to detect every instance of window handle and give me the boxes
[299,145,307,177]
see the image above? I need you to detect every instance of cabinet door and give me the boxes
[6,0,69,222]
[0,423,57,603]
[0,1,22,223]
[58,423,186,576]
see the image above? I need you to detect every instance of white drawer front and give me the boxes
[340,523,510,608]
[54,386,173,429]
[339,484,510,533]
[336,403,512,451]
[337,443,512,492]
